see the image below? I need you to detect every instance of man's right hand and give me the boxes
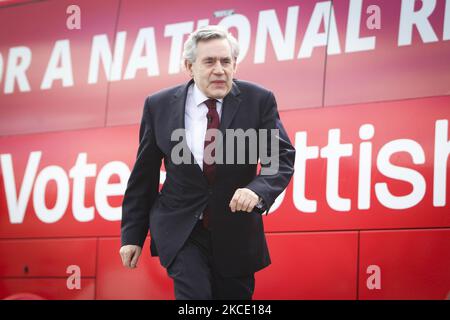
[119,245,142,269]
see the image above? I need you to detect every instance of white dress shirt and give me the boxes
[185,83,223,220]
[185,83,223,171]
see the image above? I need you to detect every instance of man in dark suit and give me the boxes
[120,25,295,300]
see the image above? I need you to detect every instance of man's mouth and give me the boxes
[211,80,226,85]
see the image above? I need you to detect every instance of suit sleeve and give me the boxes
[245,91,296,215]
[121,97,163,247]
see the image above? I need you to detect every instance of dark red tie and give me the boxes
[202,99,220,229]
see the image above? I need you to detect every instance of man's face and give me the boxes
[186,38,237,99]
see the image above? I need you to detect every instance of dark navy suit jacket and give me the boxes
[121,78,295,277]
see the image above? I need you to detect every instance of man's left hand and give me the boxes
[229,188,259,213]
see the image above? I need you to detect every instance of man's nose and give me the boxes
[213,60,225,74]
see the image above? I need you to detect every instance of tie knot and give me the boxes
[205,99,217,110]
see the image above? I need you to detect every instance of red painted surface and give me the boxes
[0,238,96,277]
[325,0,450,106]
[0,0,35,8]
[269,96,450,232]
[0,0,449,299]
[0,0,119,135]
[254,232,359,300]
[0,126,136,239]
[0,278,95,300]
[359,229,450,300]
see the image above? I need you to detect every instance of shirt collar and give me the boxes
[193,82,223,107]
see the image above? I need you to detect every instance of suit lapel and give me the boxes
[219,81,242,135]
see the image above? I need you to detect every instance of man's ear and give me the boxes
[185,60,193,77]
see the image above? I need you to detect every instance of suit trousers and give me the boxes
[166,219,255,300]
